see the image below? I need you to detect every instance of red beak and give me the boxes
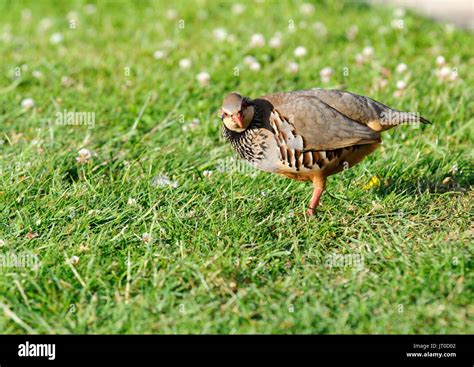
[233,112,243,128]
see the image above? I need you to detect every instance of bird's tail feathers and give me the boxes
[379,109,432,130]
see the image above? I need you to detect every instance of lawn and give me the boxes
[0,0,472,333]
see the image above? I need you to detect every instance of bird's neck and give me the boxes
[222,105,267,163]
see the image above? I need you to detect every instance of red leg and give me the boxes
[306,176,326,216]
[306,187,324,215]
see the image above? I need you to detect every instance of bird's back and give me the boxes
[260,88,430,133]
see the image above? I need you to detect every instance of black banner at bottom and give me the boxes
[0,334,471,366]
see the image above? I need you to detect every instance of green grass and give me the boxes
[0,0,472,333]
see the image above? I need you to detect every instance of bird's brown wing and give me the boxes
[293,89,431,131]
[262,92,381,151]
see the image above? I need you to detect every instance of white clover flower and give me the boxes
[66,11,79,22]
[22,9,32,21]
[436,66,458,82]
[231,3,245,15]
[61,75,75,87]
[378,79,388,89]
[362,46,374,57]
[50,32,64,44]
[391,18,404,29]
[269,36,282,49]
[196,71,210,86]
[300,3,315,15]
[355,47,374,65]
[182,118,200,132]
[84,4,97,14]
[141,233,153,243]
[244,56,257,66]
[32,70,43,79]
[203,170,213,178]
[76,148,92,164]
[394,8,406,17]
[449,163,459,175]
[294,46,307,58]
[249,61,261,71]
[449,70,458,81]
[396,80,407,90]
[320,67,334,83]
[320,76,331,84]
[355,53,365,65]
[39,18,52,30]
[396,63,408,73]
[153,50,166,60]
[249,33,265,48]
[436,55,446,66]
[69,255,80,265]
[166,9,178,20]
[287,61,298,74]
[162,39,174,48]
[213,28,227,41]
[21,98,35,109]
[346,25,358,40]
[151,175,178,188]
[179,58,192,69]
[437,66,451,80]
[394,91,403,98]
[313,22,327,37]
[1,31,12,43]
[127,198,137,206]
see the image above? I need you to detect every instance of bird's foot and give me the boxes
[306,207,316,216]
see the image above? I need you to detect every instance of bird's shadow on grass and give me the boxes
[373,174,472,196]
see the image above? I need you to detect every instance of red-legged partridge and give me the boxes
[220,89,431,215]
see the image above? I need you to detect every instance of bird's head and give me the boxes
[220,92,255,133]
